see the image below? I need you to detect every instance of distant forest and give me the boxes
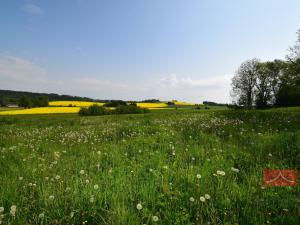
[0,90,99,106]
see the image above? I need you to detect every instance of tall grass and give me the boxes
[0,109,299,224]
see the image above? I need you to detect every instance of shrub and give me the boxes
[104,100,127,107]
[79,105,110,116]
[114,105,149,114]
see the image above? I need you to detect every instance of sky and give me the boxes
[0,0,299,103]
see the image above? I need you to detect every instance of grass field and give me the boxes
[0,109,299,224]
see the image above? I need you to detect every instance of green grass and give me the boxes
[0,108,299,224]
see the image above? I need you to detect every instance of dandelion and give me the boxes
[55,175,61,180]
[10,205,16,216]
[136,203,143,210]
[189,197,195,202]
[216,170,226,176]
[93,184,99,190]
[18,177,23,181]
[85,179,89,184]
[196,174,201,179]
[152,215,159,222]
[204,194,211,199]
[49,195,55,200]
[0,207,4,213]
[38,213,45,219]
[231,167,240,173]
[163,165,168,170]
[79,170,85,175]
[200,196,206,202]
[90,196,94,203]
[149,168,153,172]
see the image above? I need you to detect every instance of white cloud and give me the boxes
[21,4,44,16]
[0,55,232,103]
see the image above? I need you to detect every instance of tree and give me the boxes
[19,96,32,108]
[231,58,259,108]
[255,60,286,108]
[0,96,7,107]
[276,29,300,107]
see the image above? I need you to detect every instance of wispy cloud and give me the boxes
[0,55,231,103]
[21,3,44,16]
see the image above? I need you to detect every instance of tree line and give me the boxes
[231,29,300,108]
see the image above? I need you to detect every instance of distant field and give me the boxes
[0,108,299,224]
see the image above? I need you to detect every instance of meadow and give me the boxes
[0,108,299,224]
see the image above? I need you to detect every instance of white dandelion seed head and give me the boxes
[231,167,240,173]
[49,195,55,200]
[55,175,61,180]
[204,194,211,199]
[90,196,94,203]
[94,184,99,190]
[216,170,226,176]
[189,197,195,202]
[136,203,142,210]
[18,177,23,181]
[38,213,45,219]
[200,196,206,202]
[10,205,16,216]
[152,215,159,222]
[196,174,201,179]
[79,170,85,175]
[0,207,4,213]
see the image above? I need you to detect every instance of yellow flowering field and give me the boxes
[136,103,168,108]
[49,101,105,107]
[0,107,81,115]
[173,101,195,106]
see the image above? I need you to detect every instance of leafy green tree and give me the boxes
[19,96,32,108]
[231,58,259,108]
[0,96,7,107]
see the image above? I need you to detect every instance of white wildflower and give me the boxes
[136,203,142,210]
[152,215,159,222]
[79,170,85,175]
[200,196,206,202]
[94,184,99,190]
[216,170,226,176]
[38,213,45,219]
[10,205,16,216]
[204,194,211,199]
[196,174,201,179]
[189,197,195,202]
[49,195,55,200]
[231,167,240,173]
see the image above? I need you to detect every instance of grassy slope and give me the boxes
[0,109,299,224]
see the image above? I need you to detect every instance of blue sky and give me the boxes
[0,0,299,103]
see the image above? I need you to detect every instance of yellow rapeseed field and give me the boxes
[172,101,195,106]
[49,101,105,107]
[136,103,168,108]
[0,107,81,115]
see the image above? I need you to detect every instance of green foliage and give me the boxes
[18,96,32,108]
[79,104,110,116]
[0,96,7,107]
[114,105,149,114]
[103,100,127,107]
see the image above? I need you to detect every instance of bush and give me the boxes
[114,105,149,114]
[79,105,111,116]
[104,100,127,107]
